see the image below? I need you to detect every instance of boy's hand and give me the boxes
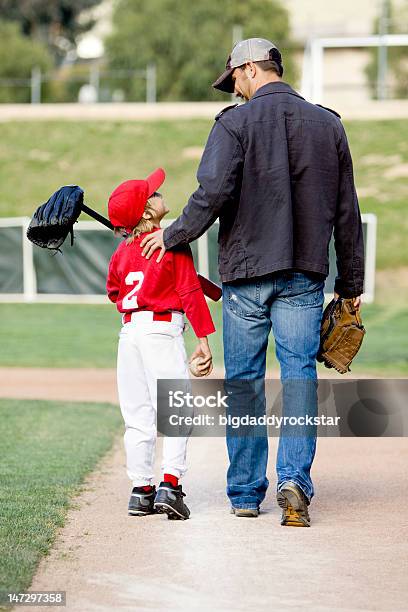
[334,291,362,310]
[140,229,166,262]
[190,337,213,376]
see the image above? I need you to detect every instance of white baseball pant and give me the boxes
[116,310,190,487]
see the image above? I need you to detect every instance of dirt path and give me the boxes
[0,368,120,404]
[0,367,373,404]
[26,436,408,611]
[3,368,407,610]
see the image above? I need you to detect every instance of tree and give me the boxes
[0,20,52,102]
[0,0,103,64]
[365,1,408,99]
[105,0,296,101]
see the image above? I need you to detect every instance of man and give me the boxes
[140,38,364,526]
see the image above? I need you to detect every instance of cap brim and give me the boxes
[146,168,165,197]
[212,68,235,93]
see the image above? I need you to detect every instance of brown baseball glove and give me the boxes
[317,297,366,374]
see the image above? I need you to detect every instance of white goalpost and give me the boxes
[301,34,408,103]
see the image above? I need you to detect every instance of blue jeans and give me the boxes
[222,270,325,509]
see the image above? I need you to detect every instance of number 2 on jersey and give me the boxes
[122,271,144,309]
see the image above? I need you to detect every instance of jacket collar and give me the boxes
[251,81,305,101]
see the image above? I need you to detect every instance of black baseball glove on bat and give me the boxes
[27,186,222,301]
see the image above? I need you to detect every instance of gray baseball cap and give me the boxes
[212,37,283,93]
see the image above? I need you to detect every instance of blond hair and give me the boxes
[114,193,162,244]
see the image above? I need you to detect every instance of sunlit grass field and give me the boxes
[0,301,406,375]
[0,118,406,374]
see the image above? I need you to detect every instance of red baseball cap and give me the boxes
[108,168,165,229]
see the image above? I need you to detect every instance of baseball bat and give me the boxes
[81,203,114,231]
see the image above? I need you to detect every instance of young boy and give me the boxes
[106,168,215,520]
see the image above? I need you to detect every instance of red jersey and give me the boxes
[106,229,215,338]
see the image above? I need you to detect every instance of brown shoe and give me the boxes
[230,506,259,517]
[277,481,310,527]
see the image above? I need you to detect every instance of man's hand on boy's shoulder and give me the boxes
[140,229,166,262]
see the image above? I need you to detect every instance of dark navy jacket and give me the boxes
[163,81,364,297]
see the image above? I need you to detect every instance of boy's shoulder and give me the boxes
[111,229,175,266]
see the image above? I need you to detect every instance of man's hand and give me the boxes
[334,291,362,310]
[140,229,166,262]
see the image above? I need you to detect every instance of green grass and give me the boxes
[0,120,210,221]
[348,303,408,376]
[0,302,406,375]
[0,302,222,369]
[0,399,122,599]
[0,304,118,368]
[0,119,407,269]
[345,120,408,270]
[0,117,406,376]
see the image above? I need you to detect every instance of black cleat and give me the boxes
[128,485,156,516]
[154,482,190,520]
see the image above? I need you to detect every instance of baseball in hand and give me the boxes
[189,357,211,377]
